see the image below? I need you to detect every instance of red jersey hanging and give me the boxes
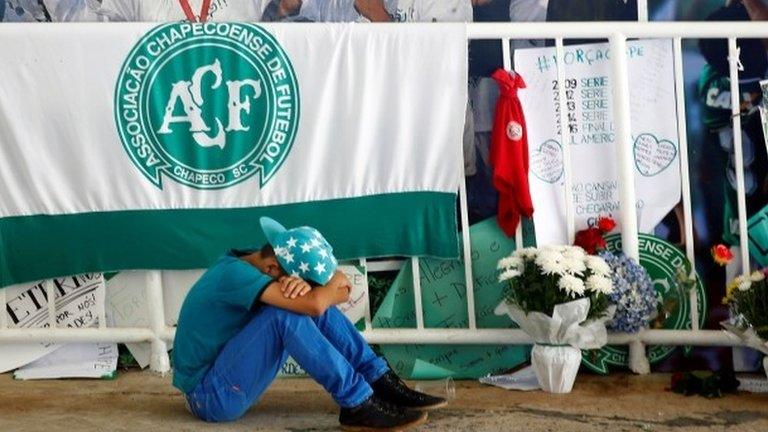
[490,68,534,237]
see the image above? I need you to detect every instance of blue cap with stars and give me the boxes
[259,217,338,285]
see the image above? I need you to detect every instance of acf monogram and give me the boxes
[115,23,300,189]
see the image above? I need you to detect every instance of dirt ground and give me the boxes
[1,371,767,432]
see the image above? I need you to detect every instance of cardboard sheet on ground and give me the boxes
[0,273,106,373]
[372,218,530,379]
[13,343,118,380]
[515,39,680,245]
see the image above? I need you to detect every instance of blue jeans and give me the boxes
[185,305,389,422]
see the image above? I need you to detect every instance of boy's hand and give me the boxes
[329,270,351,289]
[278,276,311,299]
[329,271,352,304]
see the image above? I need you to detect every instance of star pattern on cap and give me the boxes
[274,246,288,257]
[314,262,327,275]
[270,225,337,284]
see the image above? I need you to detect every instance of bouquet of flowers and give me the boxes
[498,245,614,319]
[495,245,615,393]
[721,268,768,377]
[598,250,658,334]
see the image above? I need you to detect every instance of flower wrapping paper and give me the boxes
[495,298,615,349]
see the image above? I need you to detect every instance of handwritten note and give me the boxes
[336,264,369,326]
[516,39,680,244]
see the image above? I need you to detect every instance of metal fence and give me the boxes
[1,21,766,374]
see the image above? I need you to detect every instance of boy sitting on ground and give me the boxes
[172,217,446,430]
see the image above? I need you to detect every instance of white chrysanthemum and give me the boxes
[498,256,524,271]
[541,245,568,256]
[497,256,514,269]
[536,252,567,275]
[558,274,586,297]
[750,271,765,282]
[585,256,611,277]
[563,246,587,260]
[563,258,587,275]
[586,275,614,295]
[498,269,521,282]
[738,280,752,291]
[536,248,561,263]
[543,260,568,276]
[514,247,538,260]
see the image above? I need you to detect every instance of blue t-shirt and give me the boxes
[172,251,273,394]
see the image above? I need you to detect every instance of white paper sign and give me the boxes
[105,270,194,369]
[515,39,681,245]
[0,273,106,373]
[336,264,369,325]
[13,342,118,380]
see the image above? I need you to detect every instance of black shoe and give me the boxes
[339,396,427,431]
[371,371,448,411]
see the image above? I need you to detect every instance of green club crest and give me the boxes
[115,23,300,189]
[582,234,707,374]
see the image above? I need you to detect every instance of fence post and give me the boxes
[146,271,170,374]
[610,32,649,374]
[727,37,751,277]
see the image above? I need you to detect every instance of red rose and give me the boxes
[597,216,617,233]
[711,244,734,266]
[574,227,607,255]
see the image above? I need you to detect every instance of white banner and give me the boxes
[0,22,464,215]
[515,40,681,245]
[0,23,467,286]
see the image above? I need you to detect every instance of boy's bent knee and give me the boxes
[259,305,313,323]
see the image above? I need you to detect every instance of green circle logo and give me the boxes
[115,23,300,189]
[582,234,707,374]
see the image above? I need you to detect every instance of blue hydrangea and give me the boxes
[598,250,658,333]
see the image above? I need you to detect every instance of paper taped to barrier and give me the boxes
[0,274,106,373]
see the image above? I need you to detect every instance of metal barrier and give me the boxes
[1,21,766,374]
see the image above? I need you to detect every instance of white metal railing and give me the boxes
[1,21,766,374]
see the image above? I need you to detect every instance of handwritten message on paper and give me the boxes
[336,264,369,326]
[372,218,529,379]
[516,40,680,244]
[0,273,106,373]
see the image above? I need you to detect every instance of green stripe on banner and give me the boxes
[0,192,458,288]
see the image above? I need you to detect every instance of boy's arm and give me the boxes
[259,271,351,316]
